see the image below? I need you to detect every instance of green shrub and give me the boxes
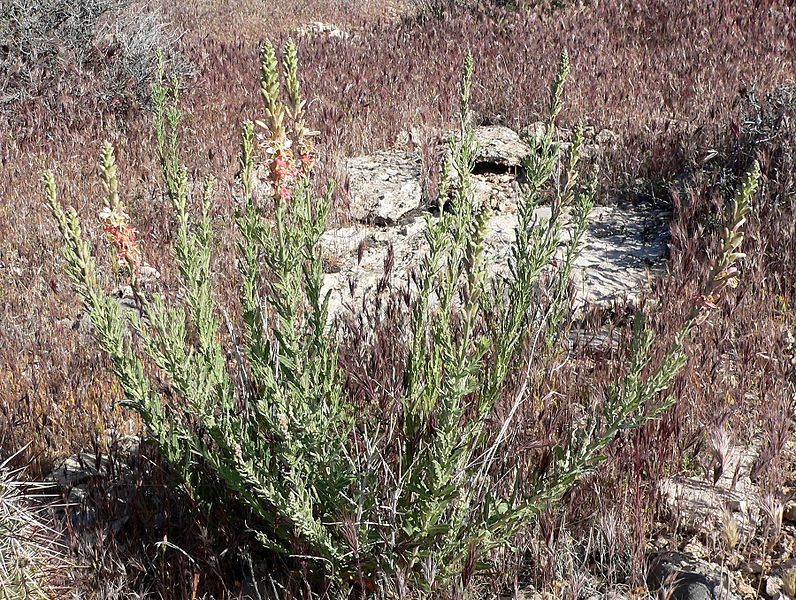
[44,41,759,596]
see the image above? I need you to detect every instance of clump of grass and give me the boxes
[0,451,64,600]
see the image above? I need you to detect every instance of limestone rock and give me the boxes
[48,453,109,490]
[647,552,742,600]
[470,172,524,212]
[767,575,785,598]
[659,441,762,542]
[595,128,622,149]
[444,124,622,180]
[296,21,351,40]
[321,214,429,317]
[331,130,666,320]
[520,121,547,147]
[346,151,423,225]
[471,125,530,169]
[572,205,669,307]
[443,126,531,179]
[47,438,147,537]
[320,200,669,320]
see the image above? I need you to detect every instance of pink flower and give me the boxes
[266,146,300,202]
[258,124,318,203]
[100,205,141,275]
[299,151,315,173]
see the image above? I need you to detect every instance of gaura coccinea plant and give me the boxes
[44,40,761,597]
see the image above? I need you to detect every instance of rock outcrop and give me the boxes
[647,552,742,600]
[346,151,423,225]
[325,125,668,319]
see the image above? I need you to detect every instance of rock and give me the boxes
[346,151,423,225]
[585,593,630,600]
[47,452,116,509]
[47,441,147,538]
[767,560,796,599]
[48,436,141,494]
[784,500,796,523]
[741,559,764,575]
[470,172,524,212]
[458,201,668,312]
[320,226,372,275]
[647,552,741,600]
[521,121,547,146]
[321,200,669,320]
[443,126,531,177]
[498,590,544,600]
[595,128,622,149]
[783,570,796,598]
[518,123,621,163]
[767,575,784,598]
[394,126,423,151]
[471,125,530,169]
[332,130,667,320]
[48,452,108,489]
[296,21,351,40]
[443,124,621,185]
[320,213,429,317]
[138,264,161,285]
[681,538,711,561]
[572,204,670,308]
[659,440,762,542]
[737,577,762,599]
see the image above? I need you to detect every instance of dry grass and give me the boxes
[1,0,796,596]
[5,0,793,465]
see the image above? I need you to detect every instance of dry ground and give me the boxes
[1,0,795,596]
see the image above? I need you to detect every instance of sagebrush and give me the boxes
[44,40,760,597]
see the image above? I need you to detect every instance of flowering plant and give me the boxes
[255,40,317,203]
[98,143,141,276]
[43,42,761,597]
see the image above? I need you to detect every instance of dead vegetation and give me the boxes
[1,0,795,597]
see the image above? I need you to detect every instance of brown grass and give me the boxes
[6,0,791,459]
[1,0,796,595]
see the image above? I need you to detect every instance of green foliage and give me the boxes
[44,41,759,597]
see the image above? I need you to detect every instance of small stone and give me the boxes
[736,577,759,599]
[595,128,622,148]
[138,264,160,284]
[295,21,351,40]
[647,552,741,600]
[784,501,796,523]
[48,452,106,489]
[767,575,784,598]
[472,125,530,168]
[520,122,547,146]
[682,538,710,560]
